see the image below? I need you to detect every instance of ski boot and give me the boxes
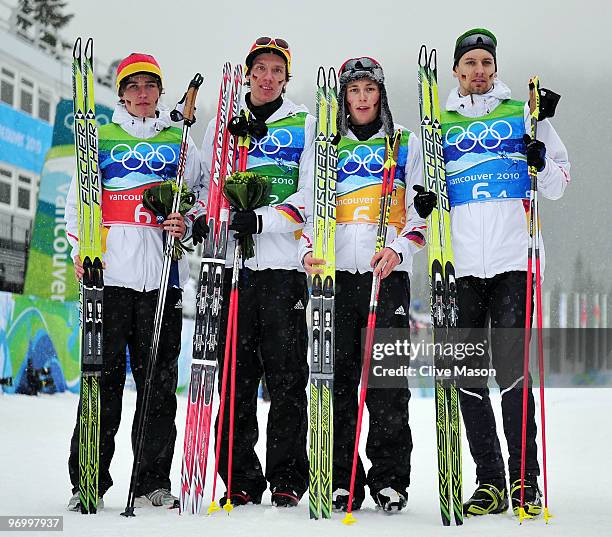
[219,490,262,508]
[510,476,542,518]
[66,492,104,512]
[463,479,509,516]
[332,488,364,512]
[373,487,408,513]
[271,486,300,507]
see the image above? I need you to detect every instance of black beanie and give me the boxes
[453,28,497,68]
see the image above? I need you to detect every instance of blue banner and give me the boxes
[22,98,114,300]
[51,98,113,147]
[0,102,53,174]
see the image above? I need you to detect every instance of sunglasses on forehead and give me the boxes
[456,33,496,50]
[339,56,382,76]
[254,36,290,50]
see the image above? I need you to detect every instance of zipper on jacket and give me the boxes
[480,206,487,278]
[142,226,148,291]
[353,226,359,271]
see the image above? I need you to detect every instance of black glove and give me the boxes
[191,216,209,245]
[523,134,546,172]
[413,185,437,219]
[229,209,261,239]
[228,111,268,138]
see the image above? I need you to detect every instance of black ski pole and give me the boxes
[121,73,203,517]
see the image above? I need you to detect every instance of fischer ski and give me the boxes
[418,44,463,526]
[308,67,338,520]
[180,64,242,515]
[121,72,203,518]
[72,36,103,515]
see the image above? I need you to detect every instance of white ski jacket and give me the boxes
[444,80,570,279]
[199,97,316,271]
[65,103,201,291]
[298,124,427,275]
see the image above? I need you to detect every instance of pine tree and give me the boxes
[16,0,74,53]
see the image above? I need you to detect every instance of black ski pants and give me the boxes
[214,268,309,498]
[333,271,413,499]
[68,286,182,496]
[457,271,540,484]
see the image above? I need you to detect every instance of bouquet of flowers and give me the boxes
[223,171,271,260]
[142,180,196,260]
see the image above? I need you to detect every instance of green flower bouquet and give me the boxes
[223,171,271,260]
[142,180,196,260]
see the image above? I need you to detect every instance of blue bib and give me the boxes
[441,100,529,206]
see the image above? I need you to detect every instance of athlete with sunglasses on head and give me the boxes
[301,57,435,513]
[196,37,316,509]
[439,28,570,518]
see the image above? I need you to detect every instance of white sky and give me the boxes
[63,0,611,108]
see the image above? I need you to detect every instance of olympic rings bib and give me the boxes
[441,100,529,207]
[245,113,307,205]
[98,123,182,226]
[336,130,410,230]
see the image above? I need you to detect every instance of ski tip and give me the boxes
[328,67,338,93]
[317,66,326,89]
[207,501,221,515]
[73,37,81,58]
[223,500,234,514]
[418,44,428,67]
[84,37,93,60]
[342,512,357,525]
[429,48,437,73]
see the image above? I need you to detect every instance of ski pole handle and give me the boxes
[181,73,204,125]
[528,76,541,123]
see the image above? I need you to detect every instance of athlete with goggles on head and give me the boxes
[301,56,435,513]
[64,52,201,512]
[438,28,570,518]
[196,36,316,509]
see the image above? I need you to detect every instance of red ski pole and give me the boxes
[343,131,402,525]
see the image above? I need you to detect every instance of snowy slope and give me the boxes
[0,389,610,537]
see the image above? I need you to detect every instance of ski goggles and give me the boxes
[339,56,384,84]
[455,32,497,51]
[246,37,292,74]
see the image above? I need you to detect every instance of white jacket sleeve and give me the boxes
[387,132,427,261]
[255,113,316,233]
[182,133,204,239]
[297,138,315,266]
[523,104,571,200]
[194,117,216,215]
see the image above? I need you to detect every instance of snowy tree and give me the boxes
[15,0,74,54]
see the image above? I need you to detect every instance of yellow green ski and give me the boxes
[418,44,463,526]
[72,37,103,515]
[308,66,338,520]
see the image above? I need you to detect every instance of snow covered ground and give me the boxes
[1,388,610,537]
